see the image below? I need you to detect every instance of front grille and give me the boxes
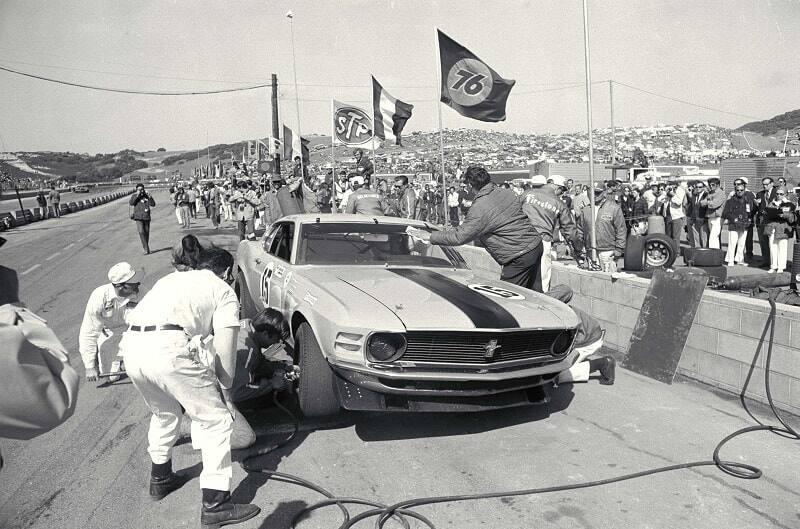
[401,330,569,365]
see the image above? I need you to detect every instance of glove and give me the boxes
[85,367,98,382]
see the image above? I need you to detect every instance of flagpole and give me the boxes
[331,99,337,214]
[582,0,598,262]
[434,27,446,225]
[287,11,305,181]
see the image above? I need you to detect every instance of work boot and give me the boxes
[590,356,616,385]
[149,460,185,501]
[201,489,260,528]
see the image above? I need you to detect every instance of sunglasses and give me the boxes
[777,193,786,196]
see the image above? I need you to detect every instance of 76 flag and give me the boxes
[437,29,515,123]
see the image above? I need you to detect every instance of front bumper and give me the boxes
[330,364,562,412]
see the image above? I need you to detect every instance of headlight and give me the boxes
[367,333,407,362]
[550,329,576,357]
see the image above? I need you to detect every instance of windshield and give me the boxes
[297,222,468,268]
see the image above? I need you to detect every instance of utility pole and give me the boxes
[582,0,597,262]
[271,73,281,176]
[609,80,616,167]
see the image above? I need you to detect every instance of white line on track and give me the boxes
[64,243,75,250]
[21,264,41,275]
[45,252,62,261]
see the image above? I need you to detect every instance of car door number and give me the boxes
[468,284,525,300]
[260,262,275,306]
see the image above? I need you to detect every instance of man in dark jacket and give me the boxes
[520,174,581,292]
[686,181,708,248]
[409,166,544,292]
[577,184,627,272]
[755,177,778,266]
[129,184,156,254]
[722,181,756,266]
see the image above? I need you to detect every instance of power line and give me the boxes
[613,80,762,121]
[0,64,270,95]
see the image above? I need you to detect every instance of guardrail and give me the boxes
[0,190,134,232]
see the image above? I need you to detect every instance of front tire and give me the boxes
[296,322,341,418]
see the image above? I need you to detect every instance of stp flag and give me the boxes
[371,76,414,146]
[333,99,375,146]
[437,29,515,122]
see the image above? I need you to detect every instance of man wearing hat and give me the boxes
[701,177,726,249]
[79,262,141,382]
[521,174,581,292]
[577,184,627,272]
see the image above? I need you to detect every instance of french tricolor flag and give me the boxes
[371,76,414,146]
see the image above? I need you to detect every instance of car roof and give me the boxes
[280,213,433,227]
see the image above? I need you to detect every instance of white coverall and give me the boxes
[120,270,240,492]
[78,283,136,373]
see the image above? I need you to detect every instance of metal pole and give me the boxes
[287,11,305,181]
[331,99,337,214]
[434,27,446,225]
[582,0,597,261]
[609,80,616,167]
[14,184,24,213]
[271,74,281,176]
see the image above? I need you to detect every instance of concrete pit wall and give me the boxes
[457,244,800,416]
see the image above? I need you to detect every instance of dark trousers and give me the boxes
[188,202,197,218]
[757,222,770,264]
[135,220,151,253]
[669,217,685,252]
[52,203,60,217]
[237,219,255,241]
[745,225,754,258]
[500,243,544,293]
[449,206,460,227]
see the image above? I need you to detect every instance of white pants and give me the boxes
[769,235,788,272]
[598,250,617,273]
[708,217,722,249]
[121,330,233,491]
[174,207,183,225]
[725,229,747,264]
[541,240,552,293]
[557,337,603,384]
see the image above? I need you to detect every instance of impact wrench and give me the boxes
[241,294,799,529]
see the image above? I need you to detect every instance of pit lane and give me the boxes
[0,196,798,529]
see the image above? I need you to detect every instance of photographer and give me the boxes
[129,183,156,255]
[230,180,261,241]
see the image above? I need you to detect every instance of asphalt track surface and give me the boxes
[1,192,799,529]
[0,187,127,215]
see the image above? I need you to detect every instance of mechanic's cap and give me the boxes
[108,262,141,284]
[593,182,606,194]
[734,177,748,185]
[530,174,547,186]
[350,175,365,186]
[546,174,566,188]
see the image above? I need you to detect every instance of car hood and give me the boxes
[317,267,577,331]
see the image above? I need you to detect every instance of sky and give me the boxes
[0,0,798,153]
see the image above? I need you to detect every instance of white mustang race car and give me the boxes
[235,214,580,417]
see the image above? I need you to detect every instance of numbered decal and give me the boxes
[446,58,493,107]
[259,262,275,305]
[468,283,525,300]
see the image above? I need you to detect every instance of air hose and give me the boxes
[242,296,798,529]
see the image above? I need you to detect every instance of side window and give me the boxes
[268,222,295,262]
[262,224,280,253]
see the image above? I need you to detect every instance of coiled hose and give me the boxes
[242,296,798,529]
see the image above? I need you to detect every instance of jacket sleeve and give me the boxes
[430,204,484,246]
[78,291,104,370]
[558,205,581,248]
[128,195,138,206]
[614,207,627,254]
[404,191,417,219]
[721,198,732,221]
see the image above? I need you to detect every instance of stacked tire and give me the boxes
[623,233,677,271]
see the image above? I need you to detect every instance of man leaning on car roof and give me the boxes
[408,165,545,292]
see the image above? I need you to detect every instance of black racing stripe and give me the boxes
[390,269,519,329]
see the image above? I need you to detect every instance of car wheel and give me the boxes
[623,234,646,271]
[643,233,677,269]
[236,270,257,319]
[296,322,341,418]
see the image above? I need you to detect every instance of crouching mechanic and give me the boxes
[79,262,140,382]
[120,247,260,527]
[185,307,299,450]
[547,284,615,385]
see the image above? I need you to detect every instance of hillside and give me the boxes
[737,109,800,137]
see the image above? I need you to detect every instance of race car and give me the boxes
[235,214,580,417]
